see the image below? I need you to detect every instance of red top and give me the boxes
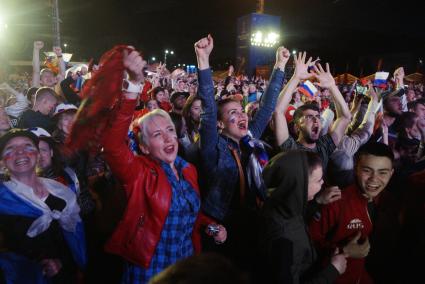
[102,99,213,268]
[309,184,374,284]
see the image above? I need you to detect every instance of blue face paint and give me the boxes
[228,115,237,124]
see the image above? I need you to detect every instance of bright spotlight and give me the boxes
[151,57,156,61]
[292,50,297,55]
[251,30,280,48]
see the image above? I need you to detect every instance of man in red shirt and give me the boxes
[309,142,394,284]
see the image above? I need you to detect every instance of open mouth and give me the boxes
[366,184,380,192]
[164,145,175,154]
[237,120,247,130]
[312,126,320,135]
[15,158,30,166]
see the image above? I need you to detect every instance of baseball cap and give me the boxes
[0,128,39,155]
[29,127,56,148]
[53,103,78,117]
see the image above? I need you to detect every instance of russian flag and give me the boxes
[299,80,318,98]
[373,72,389,89]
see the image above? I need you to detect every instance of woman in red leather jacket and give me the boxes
[101,49,227,283]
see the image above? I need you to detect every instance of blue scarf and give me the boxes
[240,132,270,201]
[0,182,87,282]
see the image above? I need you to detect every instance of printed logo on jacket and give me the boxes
[346,218,364,230]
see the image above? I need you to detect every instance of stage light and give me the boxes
[250,30,280,47]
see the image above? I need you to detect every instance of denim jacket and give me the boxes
[198,68,285,221]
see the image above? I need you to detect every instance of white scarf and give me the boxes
[4,177,81,238]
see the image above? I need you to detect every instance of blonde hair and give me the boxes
[136,109,174,146]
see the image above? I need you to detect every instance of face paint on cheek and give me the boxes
[2,145,38,160]
[2,154,13,161]
[24,146,38,155]
[228,115,237,124]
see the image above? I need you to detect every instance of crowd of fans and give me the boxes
[0,35,424,284]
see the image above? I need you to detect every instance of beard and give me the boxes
[301,128,319,144]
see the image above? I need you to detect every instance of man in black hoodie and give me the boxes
[259,150,347,283]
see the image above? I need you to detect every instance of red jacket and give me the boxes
[102,99,212,268]
[309,184,374,284]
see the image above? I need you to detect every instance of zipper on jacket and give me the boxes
[127,214,145,245]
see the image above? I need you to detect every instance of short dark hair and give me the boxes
[169,112,185,138]
[293,104,321,124]
[354,142,394,166]
[217,98,241,120]
[305,151,322,175]
[150,87,165,100]
[407,98,425,111]
[0,129,39,156]
[170,92,189,104]
[398,111,418,131]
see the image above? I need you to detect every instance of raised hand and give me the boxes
[41,258,62,277]
[293,51,313,81]
[331,248,347,275]
[123,49,146,84]
[342,231,370,259]
[228,65,234,76]
[275,46,290,70]
[206,224,227,244]
[34,41,44,50]
[366,81,379,102]
[313,63,336,89]
[316,186,342,205]
[53,46,62,57]
[194,34,214,64]
[393,67,405,87]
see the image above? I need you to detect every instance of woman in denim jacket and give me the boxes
[195,34,289,275]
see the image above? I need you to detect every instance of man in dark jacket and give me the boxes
[260,150,347,283]
[18,87,58,133]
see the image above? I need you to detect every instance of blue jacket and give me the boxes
[198,68,285,221]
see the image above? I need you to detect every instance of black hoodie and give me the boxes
[259,150,339,284]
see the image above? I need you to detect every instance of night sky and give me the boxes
[2,0,424,75]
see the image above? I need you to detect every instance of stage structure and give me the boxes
[236,1,281,76]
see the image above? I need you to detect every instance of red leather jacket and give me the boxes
[102,99,212,268]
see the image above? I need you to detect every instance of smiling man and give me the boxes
[308,142,395,284]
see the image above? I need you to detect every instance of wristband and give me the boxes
[122,79,142,93]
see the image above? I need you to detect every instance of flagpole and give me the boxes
[52,0,61,47]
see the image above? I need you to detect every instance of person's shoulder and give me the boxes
[318,133,333,143]
[317,133,336,149]
[40,177,71,192]
[21,109,35,117]
[280,135,297,150]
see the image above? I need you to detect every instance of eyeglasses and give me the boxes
[302,114,321,122]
